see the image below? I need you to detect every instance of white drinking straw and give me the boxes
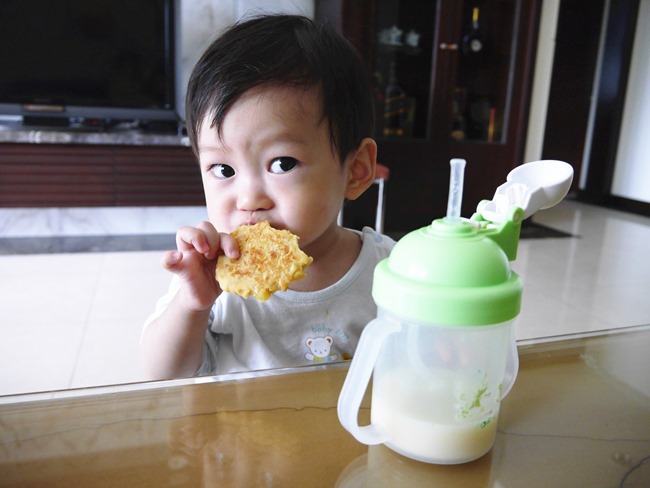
[446,158,466,222]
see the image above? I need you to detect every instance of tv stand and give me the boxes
[22,115,71,128]
[0,129,203,207]
[18,116,180,134]
[20,115,115,132]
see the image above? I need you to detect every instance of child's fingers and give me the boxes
[162,250,183,270]
[175,225,212,255]
[219,233,240,260]
[174,222,238,261]
[195,221,222,260]
[193,221,240,260]
[161,249,220,309]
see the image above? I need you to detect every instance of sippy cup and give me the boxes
[338,159,573,464]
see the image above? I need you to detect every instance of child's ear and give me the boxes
[345,138,377,201]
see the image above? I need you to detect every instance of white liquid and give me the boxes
[372,373,499,464]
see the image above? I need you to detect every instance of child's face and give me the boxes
[197,85,350,250]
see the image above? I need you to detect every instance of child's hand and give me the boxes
[162,221,239,312]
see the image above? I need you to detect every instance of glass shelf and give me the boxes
[451,1,517,144]
[369,0,435,140]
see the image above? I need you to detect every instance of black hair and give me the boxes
[185,14,374,164]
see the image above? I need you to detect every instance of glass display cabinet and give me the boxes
[316,0,541,232]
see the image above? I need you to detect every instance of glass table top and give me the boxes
[0,324,648,487]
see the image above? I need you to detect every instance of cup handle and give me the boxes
[501,325,519,398]
[337,317,401,445]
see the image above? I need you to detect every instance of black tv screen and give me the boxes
[0,0,177,126]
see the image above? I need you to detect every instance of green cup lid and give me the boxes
[373,217,522,325]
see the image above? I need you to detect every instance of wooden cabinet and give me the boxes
[0,144,205,207]
[317,0,541,232]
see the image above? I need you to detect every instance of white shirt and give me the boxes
[144,227,395,375]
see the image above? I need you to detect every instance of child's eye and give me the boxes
[269,157,298,174]
[210,164,235,179]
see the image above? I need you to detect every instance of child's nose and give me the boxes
[236,177,272,212]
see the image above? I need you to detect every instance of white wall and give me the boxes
[611,0,650,203]
[523,0,560,164]
[525,0,650,204]
[175,0,314,120]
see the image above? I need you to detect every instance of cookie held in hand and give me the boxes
[216,221,313,301]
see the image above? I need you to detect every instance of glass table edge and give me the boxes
[2,324,648,406]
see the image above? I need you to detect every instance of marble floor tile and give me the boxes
[0,253,102,322]
[84,251,172,323]
[0,318,86,395]
[0,234,177,255]
[0,206,207,238]
[0,251,171,395]
[69,318,147,389]
[513,199,650,340]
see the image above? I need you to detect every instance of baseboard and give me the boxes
[577,192,650,218]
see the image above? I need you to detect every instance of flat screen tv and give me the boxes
[0,0,177,129]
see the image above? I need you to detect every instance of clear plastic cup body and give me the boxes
[369,309,514,464]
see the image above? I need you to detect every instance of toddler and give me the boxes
[141,14,395,379]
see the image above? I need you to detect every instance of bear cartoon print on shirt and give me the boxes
[305,336,339,363]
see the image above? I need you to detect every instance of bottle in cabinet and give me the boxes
[462,7,484,54]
